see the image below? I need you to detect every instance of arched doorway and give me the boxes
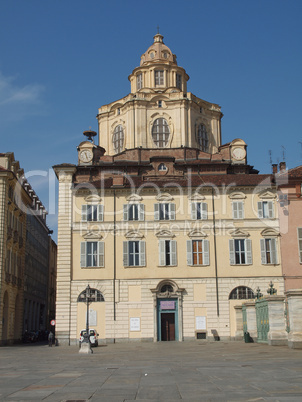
[229,286,255,338]
[14,294,22,342]
[77,288,105,342]
[151,280,185,342]
[2,291,9,343]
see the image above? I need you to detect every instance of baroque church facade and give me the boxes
[54,34,283,344]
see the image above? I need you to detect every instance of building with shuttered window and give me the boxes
[53,34,284,344]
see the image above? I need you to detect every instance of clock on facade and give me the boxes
[232,147,246,161]
[79,149,93,163]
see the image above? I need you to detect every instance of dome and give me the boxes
[140,34,177,66]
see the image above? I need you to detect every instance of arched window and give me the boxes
[152,118,170,147]
[196,124,208,152]
[229,286,254,300]
[160,284,173,293]
[113,125,124,153]
[158,163,167,171]
[77,288,105,302]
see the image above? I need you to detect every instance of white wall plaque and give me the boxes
[196,316,206,330]
[130,317,141,331]
[87,309,97,326]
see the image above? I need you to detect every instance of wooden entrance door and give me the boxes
[161,313,175,341]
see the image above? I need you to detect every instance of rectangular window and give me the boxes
[123,204,144,221]
[258,201,274,218]
[191,202,207,220]
[187,239,210,266]
[80,241,104,268]
[155,70,164,86]
[123,241,145,267]
[137,74,142,90]
[176,73,182,89]
[232,201,244,219]
[81,205,104,222]
[159,240,177,266]
[260,238,278,264]
[154,203,175,220]
[229,239,252,265]
[298,228,302,263]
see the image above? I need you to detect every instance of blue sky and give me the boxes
[1,0,301,240]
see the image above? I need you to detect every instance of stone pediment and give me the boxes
[125,230,144,239]
[84,195,102,203]
[156,192,173,201]
[126,193,142,202]
[230,138,247,147]
[187,229,207,238]
[189,192,206,201]
[261,228,280,237]
[230,228,250,238]
[228,191,246,199]
[258,189,276,199]
[155,229,175,238]
[83,231,103,240]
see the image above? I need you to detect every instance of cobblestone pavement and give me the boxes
[1,341,302,401]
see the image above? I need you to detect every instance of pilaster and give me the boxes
[234,305,243,340]
[266,295,288,346]
[245,301,257,341]
[53,165,76,345]
[285,289,302,349]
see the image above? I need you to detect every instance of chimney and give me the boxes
[272,164,278,174]
[279,161,286,171]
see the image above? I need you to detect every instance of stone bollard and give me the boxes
[285,289,302,349]
[266,295,288,346]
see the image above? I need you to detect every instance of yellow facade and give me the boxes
[54,34,284,345]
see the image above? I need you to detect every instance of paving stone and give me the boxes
[0,341,302,401]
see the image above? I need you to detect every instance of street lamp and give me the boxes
[79,284,94,354]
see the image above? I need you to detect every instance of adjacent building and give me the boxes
[54,34,284,345]
[0,152,56,345]
[277,163,302,290]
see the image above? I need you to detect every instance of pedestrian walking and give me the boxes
[48,331,54,347]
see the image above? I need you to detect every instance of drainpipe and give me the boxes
[212,187,219,316]
[113,189,116,325]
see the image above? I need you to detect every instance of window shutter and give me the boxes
[260,239,266,264]
[232,202,238,219]
[123,204,128,221]
[258,202,263,218]
[98,205,104,222]
[245,239,252,265]
[139,204,145,221]
[98,242,104,267]
[271,238,277,264]
[268,201,274,219]
[154,203,160,221]
[170,203,176,220]
[203,239,210,265]
[191,203,197,220]
[171,240,177,266]
[80,242,87,267]
[123,241,129,266]
[139,241,146,266]
[186,240,193,265]
[202,203,208,220]
[229,239,235,265]
[238,202,244,219]
[159,240,166,266]
[81,205,88,221]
